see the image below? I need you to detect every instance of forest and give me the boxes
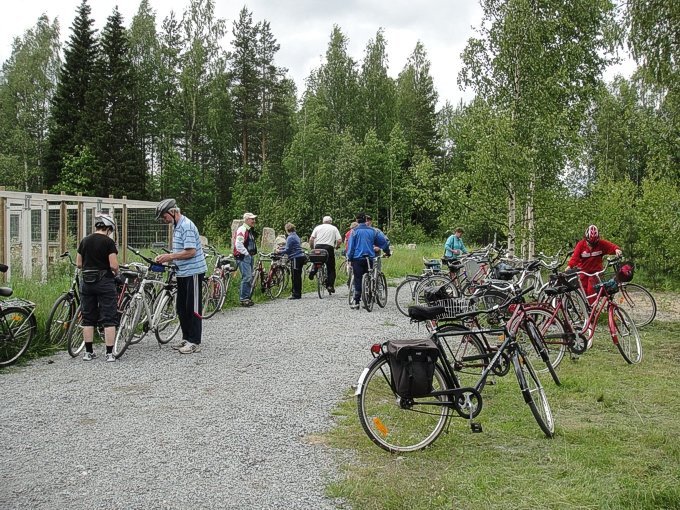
[0,0,677,286]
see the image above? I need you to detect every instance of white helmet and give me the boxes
[95,213,116,231]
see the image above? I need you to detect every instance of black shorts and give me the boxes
[80,278,119,328]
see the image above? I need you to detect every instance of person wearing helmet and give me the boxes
[567,224,622,305]
[154,199,207,354]
[309,215,342,293]
[76,213,120,362]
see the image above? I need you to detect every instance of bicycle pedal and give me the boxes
[470,422,483,433]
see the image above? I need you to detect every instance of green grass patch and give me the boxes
[325,321,680,509]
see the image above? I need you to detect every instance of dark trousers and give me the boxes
[291,256,305,298]
[316,244,337,287]
[176,273,204,344]
[351,258,369,304]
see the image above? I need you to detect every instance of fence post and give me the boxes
[22,194,32,279]
[59,192,67,255]
[0,187,5,282]
[41,197,48,282]
[122,196,128,263]
[77,192,84,243]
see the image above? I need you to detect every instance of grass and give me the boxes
[323,320,680,509]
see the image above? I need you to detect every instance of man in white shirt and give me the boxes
[309,215,342,293]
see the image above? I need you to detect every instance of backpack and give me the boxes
[387,339,440,399]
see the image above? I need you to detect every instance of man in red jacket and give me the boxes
[567,225,623,304]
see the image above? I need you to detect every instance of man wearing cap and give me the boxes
[233,212,258,306]
[309,215,342,293]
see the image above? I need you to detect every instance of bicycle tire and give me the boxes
[249,270,261,299]
[45,293,76,346]
[348,275,355,306]
[114,296,142,358]
[610,306,643,364]
[523,308,568,370]
[512,348,555,438]
[268,266,286,299]
[221,272,233,300]
[523,320,561,385]
[356,355,451,453]
[394,277,421,317]
[539,289,589,332]
[616,283,656,328]
[376,273,388,308]
[66,306,85,358]
[362,273,374,312]
[436,324,488,390]
[154,292,181,344]
[202,276,224,319]
[413,274,456,306]
[317,266,327,299]
[0,306,37,366]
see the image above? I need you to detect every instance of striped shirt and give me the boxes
[173,215,207,277]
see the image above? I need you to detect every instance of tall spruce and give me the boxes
[44,0,98,189]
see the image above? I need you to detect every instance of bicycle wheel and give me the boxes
[45,293,76,346]
[154,292,181,344]
[395,277,421,317]
[114,296,142,358]
[357,355,451,453]
[521,308,567,372]
[361,273,374,312]
[0,307,37,366]
[512,348,555,438]
[201,276,224,319]
[615,283,656,328]
[249,270,261,299]
[523,319,561,385]
[317,266,327,299]
[221,272,233,301]
[376,273,388,308]
[267,266,286,299]
[437,324,488,390]
[414,274,456,306]
[66,306,85,358]
[348,274,355,306]
[610,306,643,364]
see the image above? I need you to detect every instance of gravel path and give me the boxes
[0,282,419,509]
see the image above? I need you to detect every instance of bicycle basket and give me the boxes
[615,262,634,283]
[428,297,475,319]
[551,270,580,291]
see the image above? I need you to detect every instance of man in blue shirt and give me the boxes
[346,212,391,309]
[154,198,207,354]
[444,228,468,259]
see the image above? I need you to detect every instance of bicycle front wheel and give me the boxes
[268,267,286,299]
[361,274,374,312]
[616,283,656,328]
[317,267,327,299]
[45,293,76,346]
[154,292,181,344]
[202,276,224,319]
[114,297,142,358]
[394,277,420,317]
[512,348,555,438]
[522,308,567,374]
[0,307,37,366]
[610,306,642,364]
[376,272,388,308]
[356,355,451,453]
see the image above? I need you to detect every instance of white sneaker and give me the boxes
[171,340,187,351]
[178,342,201,354]
[82,352,97,361]
[586,337,593,350]
[105,353,116,363]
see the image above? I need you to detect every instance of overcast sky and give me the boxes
[1,0,634,108]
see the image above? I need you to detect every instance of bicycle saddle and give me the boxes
[408,305,446,321]
[0,287,12,297]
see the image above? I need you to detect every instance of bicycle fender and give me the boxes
[355,366,370,396]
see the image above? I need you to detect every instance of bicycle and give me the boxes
[0,263,38,367]
[202,245,237,319]
[308,249,329,299]
[355,286,555,453]
[358,255,388,312]
[44,251,80,347]
[112,248,180,359]
[250,252,287,300]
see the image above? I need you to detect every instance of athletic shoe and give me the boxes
[82,352,97,361]
[171,340,187,350]
[586,337,593,350]
[179,342,201,354]
[308,271,315,280]
[327,286,335,294]
[105,353,116,363]
[240,300,254,307]
[350,303,360,310]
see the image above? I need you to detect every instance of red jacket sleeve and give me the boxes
[598,239,620,255]
[568,240,585,268]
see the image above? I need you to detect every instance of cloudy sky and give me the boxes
[1,0,634,108]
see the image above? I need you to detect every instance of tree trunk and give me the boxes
[507,183,516,257]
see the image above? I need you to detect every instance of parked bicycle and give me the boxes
[355,286,555,453]
[44,251,80,347]
[202,245,237,319]
[250,252,287,300]
[0,263,38,367]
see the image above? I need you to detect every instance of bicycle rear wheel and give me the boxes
[267,266,286,299]
[361,274,374,312]
[45,293,76,346]
[414,274,456,306]
[610,306,642,364]
[437,324,488,390]
[615,283,656,328]
[0,307,37,366]
[114,297,142,358]
[66,305,85,358]
[202,276,224,319]
[523,308,568,370]
[154,292,181,344]
[394,277,420,317]
[512,348,555,438]
[376,273,388,308]
[357,355,451,453]
[523,319,561,385]
[317,266,327,299]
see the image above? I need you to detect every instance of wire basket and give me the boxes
[429,297,476,319]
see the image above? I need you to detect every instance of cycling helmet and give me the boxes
[616,263,634,283]
[155,198,177,220]
[585,224,600,243]
[94,213,116,231]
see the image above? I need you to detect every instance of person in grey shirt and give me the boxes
[309,215,342,293]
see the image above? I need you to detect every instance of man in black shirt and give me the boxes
[76,214,120,362]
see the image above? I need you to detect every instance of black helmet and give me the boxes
[155,198,177,220]
[94,213,116,231]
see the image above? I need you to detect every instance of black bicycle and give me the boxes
[45,251,80,347]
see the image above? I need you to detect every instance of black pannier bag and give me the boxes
[387,339,440,399]
[492,262,515,280]
[308,249,328,263]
